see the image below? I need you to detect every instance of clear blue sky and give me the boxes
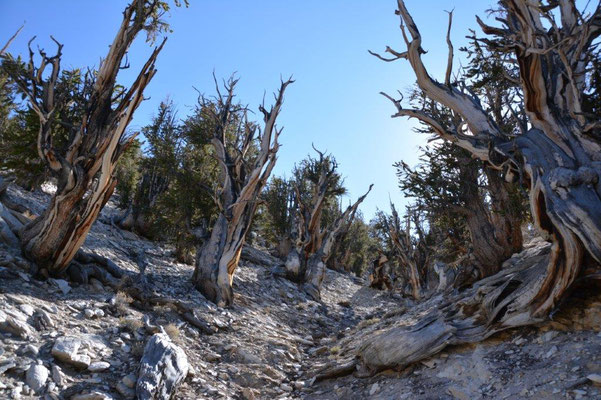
[1,1,496,219]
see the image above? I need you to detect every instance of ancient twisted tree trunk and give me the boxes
[192,77,293,307]
[302,185,373,300]
[2,0,166,275]
[283,149,341,281]
[356,0,601,372]
[118,169,169,235]
[386,204,431,300]
[369,253,393,290]
[455,160,523,279]
[279,181,372,300]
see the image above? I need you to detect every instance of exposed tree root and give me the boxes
[61,251,126,287]
[124,286,219,335]
[312,360,358,384]
[319,243,557,375]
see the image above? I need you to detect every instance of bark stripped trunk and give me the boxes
[2,1,166,275]
[302,185,373,300]
[354,0,601,372]
[275,145,373,299]
[386,204,430,300]
[192,77,293,307]
[283,149,339,281]
[326,204,359,273]
[369,253,393,290]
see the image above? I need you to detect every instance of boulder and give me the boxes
[136,333,188,400]
[51,336,91,369]
[25,363,49,394]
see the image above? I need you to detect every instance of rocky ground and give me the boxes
[1,182,601,399]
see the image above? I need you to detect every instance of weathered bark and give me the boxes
[369,253,393,290]
[386,204,430,300]
[358,0,601,371]
[2,1,166,275]
[276,184,372,299]
[288,147,340,269]
[302,185,373,300]
[456,161,523,279]
[281,150,370,296]
[192,77,293,307]
[326,204,360,272]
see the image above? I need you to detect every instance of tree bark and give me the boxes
[369,253,393,290]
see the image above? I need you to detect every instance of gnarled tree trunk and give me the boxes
[355,0,601,372]
[278,180,372,300]
[192,77,293,307]
[456,162,523,280]
[2,1,167,276]
[117,170,169,236]
[386,204,431,300]
[302,185,373,300]
[369,253,393,290]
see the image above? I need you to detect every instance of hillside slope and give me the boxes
[1,182,601,400]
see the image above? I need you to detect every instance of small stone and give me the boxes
[587,374,601,385]
[116,381,135,399]
[52,336,91,369]
[0,310,33,339]
[51,365,65,386]
[20,344,39,356]
[88,362,110,372]
[369,383,380,396]
[241,388,255,400]
[280,383,293,392]
[26,364,49,394]
[294,381,305,390]
[544,345,558,359]
[122,373,137,389]
[205,352,221,362]
[72,391,114,400]
[52,279,71,295]
[18,304,35,316]
[137,333,188,400]
[236,348,261,364]
[84,309,95,319]
[541,331,558,343]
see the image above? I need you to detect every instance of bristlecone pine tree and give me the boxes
[397,142,525,283]
[279,149,373,300]
[356,0,601,372]
[0,0,171,278]
[192,76,293,307]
